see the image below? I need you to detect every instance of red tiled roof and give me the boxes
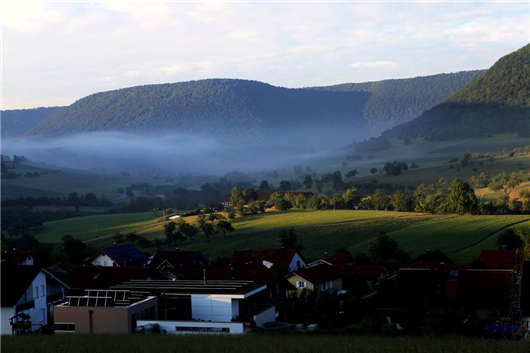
[457,269,513,302]
[478,250,518,269]
[1,251,33,265]
[347,264,386,281]
[323,251,355,265]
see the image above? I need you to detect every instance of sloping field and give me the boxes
[35,212,160,243]
[349,215,530,263]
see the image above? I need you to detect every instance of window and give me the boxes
[35,286,39,298]
[296,281,306,288]
[41,285,45,297]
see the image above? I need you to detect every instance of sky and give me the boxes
[1,0,529,109]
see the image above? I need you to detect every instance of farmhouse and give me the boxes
[1,265,67,335]
[91,244,146,267]
[285,263,343,295]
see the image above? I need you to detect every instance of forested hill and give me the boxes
[29,79,370,138]
[28,71,483,138]
[313,70,485,132]
[383,43,530,140]
[1,107,64,139]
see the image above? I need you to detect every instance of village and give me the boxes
[2,238,529,338]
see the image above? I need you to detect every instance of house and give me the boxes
[91,244,146,267]
[1,265,67,335]
[53,289,158,334]
[230,248,306,273]
[285,263,343,295]
[147,250,209,276]
[110,279,271,334]
[1,250,34,266]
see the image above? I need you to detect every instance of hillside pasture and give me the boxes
[35,212,161,243]
[349,215,530,263]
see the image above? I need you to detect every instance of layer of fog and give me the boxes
[2,127,368,176]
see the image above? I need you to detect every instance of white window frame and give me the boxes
[296,281,306,288]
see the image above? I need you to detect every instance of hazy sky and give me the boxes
[2,1,529,109]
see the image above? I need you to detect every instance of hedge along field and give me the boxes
[3,334,528,353]
[35,212,161,243]
[348,215,530,264]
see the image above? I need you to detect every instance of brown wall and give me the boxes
[54,298,158,334]
[54,306,129,334]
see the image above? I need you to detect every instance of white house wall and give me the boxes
[26,271,48,331]
[92,254,115,267]
[191,295,233,322]
[1,307,14,335]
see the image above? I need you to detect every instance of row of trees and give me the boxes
[164,215,234,243]
[236,179,519,215]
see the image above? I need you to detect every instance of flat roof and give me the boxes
[111,279,266,297]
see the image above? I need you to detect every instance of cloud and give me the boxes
[349,61,398,69]
[2,1,529,108]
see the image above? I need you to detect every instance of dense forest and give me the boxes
[1,106,63,139]
[29,79,369,137]
[384,44,530,140]
[313,70,485,132]
[18,71,482,138]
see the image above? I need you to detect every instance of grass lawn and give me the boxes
[2,334,528,353]
[35,212,161,243]
[349,215,530,264]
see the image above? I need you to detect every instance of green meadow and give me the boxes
[2,333,528,353]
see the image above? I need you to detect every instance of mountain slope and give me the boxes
[384,44,530,140]
[313,70,485,132]
[30,79,370,138]
[29,71,482,138]
[1,107,64,139]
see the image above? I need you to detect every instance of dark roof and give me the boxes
[1,265,41,307]
[149,250,208,270]
[47,264,161,289]
[100,244,146,267]
[230,248,299,271]
[323,251,355,265]
[111,279,266,296]
[288,263,343,284]
[478,250,518,269]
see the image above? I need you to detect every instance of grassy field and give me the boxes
[2,334,528,353]
[348,215,530,263]
[35,212,161,243]
[35,209,529,263]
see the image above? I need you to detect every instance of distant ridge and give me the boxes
[1,107,64,139]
